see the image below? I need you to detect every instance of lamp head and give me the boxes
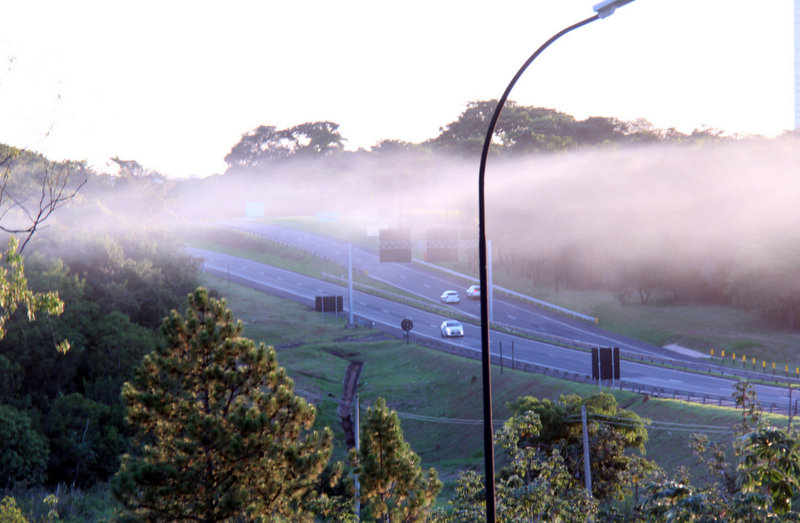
[593,0,637,18]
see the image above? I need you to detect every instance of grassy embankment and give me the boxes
[199,270,785,501]
[185,221,795,492]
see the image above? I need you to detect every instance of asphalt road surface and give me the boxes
[192,243,793,412]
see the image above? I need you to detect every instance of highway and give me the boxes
[217,221,680,359]
[191,240,794,412]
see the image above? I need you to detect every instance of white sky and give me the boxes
[0,0,794,177]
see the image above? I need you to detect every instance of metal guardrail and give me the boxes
[407,332,796,417]
[621,350,800,387]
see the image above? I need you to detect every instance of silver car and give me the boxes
[440,290,460,304]
[441,320,464,337]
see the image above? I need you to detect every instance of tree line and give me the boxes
[208,101,800,331]
[6,282,798,521]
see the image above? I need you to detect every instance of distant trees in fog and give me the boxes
[224,121,345,171]
[223,100,725,174]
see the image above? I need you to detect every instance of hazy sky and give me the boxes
[0,0,794,177]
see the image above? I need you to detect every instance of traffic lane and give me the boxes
[230,221,470,305]
[224,221,671,358]
[194,248,789,407]
[193,248,476,342]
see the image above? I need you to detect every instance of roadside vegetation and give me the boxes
[3,101,800,519]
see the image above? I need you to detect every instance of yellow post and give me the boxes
[742,355,746,363]
[710,348,715,357]
[732,353,736,366]
[721,350,726,358]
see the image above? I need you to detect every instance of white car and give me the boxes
[466,285,480,300]
[440,290,460,304]
[441,320,464,337]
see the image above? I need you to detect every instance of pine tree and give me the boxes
[112,287,332,522]
[352,398,441,522]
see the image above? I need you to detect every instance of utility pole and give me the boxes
[789,386,794,431]
[348,243,354,326]
[487,239,494,322]
[582,405,592,497]
[354,393,360,520]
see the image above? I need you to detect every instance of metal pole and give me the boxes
[582,405,593,496]
[499,339,503,374]
[476,5,635,519]
[597,352,602,390]
[348,243,354,326]
[488,238,494,322]
[512,339,515,370]
[354,393,360,520]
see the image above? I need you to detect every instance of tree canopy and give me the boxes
[113,288,333,521]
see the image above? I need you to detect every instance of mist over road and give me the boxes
[191,243,793,411]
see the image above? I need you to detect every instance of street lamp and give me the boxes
[476,1,638,520]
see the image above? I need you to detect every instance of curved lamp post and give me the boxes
[477,1,638,520]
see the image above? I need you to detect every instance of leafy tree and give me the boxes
[224,121,345,171]
[429,100,672,156]
[0,403,49,486]
[641,381,800,520]
[506,392,653,502]
[52,231,199,329]
[224,125,293,168]
[0,237,68,353]
[44,392,125,488]
[737,427,800,516]
[112,288,333,522]
[285,121,345,157]
[0,252,155,415]
[0,496,28,523]
[432,410,596,522]
[350,397,441,522]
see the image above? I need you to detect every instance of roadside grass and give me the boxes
[199,272,780,499]
[525,287,800,370]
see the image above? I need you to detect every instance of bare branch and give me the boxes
[0,155,87,253]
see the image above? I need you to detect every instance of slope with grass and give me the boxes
[200,272,780,498]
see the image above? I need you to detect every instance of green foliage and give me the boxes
[0,404,49,487]
[224,121,344,170]
[738,427,800,516]
[432,410,597,522]
[52,231,200,329]
[0,496,28,523]
[0,237,67,353]
[43,393,125,488]
[506,392,653,502]
[350,397,442,522]
[429,100,687,156]
[641,381,800,520]
[113,287,333,522]
[0,238,193,487]
[0,253,156,415]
